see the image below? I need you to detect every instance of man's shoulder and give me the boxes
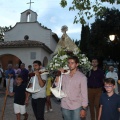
[97,68,104,73]
[87,68,104,75]
[113,93,120,99]
[25,68,29,72]
[21,84,26,87]
[106,71,110,74]
[15,84,26,89]
[78,71,86,76]
[101,93,107,97]
[77,71,87,79]
[41,74,47,80]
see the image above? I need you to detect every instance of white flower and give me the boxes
[60,55,68,60]
[54,55,58,58]
[73,48,79,55]
[82,54,85,57]
[50,63,53,65]
[47,48,91,75]
[81,58,87,62]
[83,61,87,64]
[55,63,60,66]
[51,68,53,70]
[64,65,68,67]
[63,66,69,70]
[85,57,88,60]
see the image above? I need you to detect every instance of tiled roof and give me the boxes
[0,40,53,53]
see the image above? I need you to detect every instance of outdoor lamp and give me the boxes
[109,35,115,41]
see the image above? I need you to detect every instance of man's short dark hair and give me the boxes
[33,60,42,66]
[68,56,79,64]
[21,63,25,66]
[28,65,32,68]
[91,57,99,62]
[104,78,115,85]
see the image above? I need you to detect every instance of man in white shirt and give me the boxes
[0,65,3,86]
[26,60,47,120]
[106,66,118,94]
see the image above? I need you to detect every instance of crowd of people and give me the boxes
[0,61,53,120]
[0,56,120,120]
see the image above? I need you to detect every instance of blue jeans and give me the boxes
[61,107,81,120]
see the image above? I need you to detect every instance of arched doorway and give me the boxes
[0,54,22,70]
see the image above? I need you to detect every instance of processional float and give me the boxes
[26,25,79,98]
[50,25,79,98]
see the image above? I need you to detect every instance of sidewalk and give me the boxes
[0,87,90,120]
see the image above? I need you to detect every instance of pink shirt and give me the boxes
[61,71,88,110]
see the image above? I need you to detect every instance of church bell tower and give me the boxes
[20,9,37,22]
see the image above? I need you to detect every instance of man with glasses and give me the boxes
[98,78,120,120]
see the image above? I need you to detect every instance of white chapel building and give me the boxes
[0,9,59,70]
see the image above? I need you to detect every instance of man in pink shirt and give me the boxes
[56,56,88,120]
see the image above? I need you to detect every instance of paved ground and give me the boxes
[0,86,91,120]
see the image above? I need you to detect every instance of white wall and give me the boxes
[50,34,58,52]
[0,47,51,69]
[40,48,51,62]
[4,22,51,48]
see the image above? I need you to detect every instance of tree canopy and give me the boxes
[80,24,90,54]
[60,0,120,24]
[0,26,12,41]
[80,8,120,62]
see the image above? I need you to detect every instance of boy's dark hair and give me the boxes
[68,56,79,64]
[33,60,42,66]
[104,78,115,85]
[17,75,23,80]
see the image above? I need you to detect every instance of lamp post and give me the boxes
[108,34,120,62]
[108,34,116,61]
[104,34,120,63]
[109,35,115,41]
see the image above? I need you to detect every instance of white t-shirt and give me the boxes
[106,71,118,81]
[31,74,47,99]
[0,68,3,78]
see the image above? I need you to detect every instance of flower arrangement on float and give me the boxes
[47,47,91,75]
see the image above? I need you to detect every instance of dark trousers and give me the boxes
[88,88,102,120]
[0,77,2,84]
[32,98,46,120]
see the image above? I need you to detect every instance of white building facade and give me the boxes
[0,9,59,70]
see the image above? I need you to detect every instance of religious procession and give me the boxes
[1,1,120,120]
[0,24,120,120]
